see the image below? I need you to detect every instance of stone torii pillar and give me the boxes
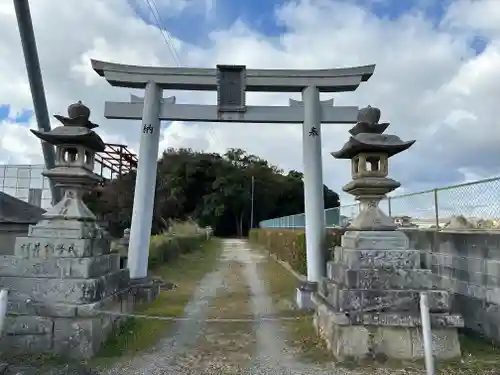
[128,91,175,280]
[91,60,375,282]
[290,97,333,284]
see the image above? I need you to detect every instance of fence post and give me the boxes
[433,189,439,231]
[420,292,435,375]
[387,197,392,217]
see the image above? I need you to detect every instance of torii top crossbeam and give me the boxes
[91,60,375,92]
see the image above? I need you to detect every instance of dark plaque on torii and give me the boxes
[216,64,247,113]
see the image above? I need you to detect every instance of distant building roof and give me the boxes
[0,191,45,224]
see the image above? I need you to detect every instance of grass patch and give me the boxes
[435,333,500,374]
[94,237,222,361]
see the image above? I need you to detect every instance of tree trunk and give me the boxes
[234,213,240,238]
[239,212,244,238]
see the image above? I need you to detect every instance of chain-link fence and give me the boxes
[259,177,500,230]
[0,164,52,209]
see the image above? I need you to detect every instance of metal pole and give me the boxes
[433,189,439,231]
[420,292,435,375]
[0,289,8,335]
[13,0,60,204]
[250,175,255,229]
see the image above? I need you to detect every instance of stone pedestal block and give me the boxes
[314,229,463,361]
[0,220,134,359]
[313,294,462,360]
[295,280,317,311]
[129,277,161,305]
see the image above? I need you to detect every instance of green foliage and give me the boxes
[249,228,344,276]
[148,233,206,269]
[85,148,340,238]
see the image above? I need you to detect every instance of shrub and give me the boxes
[148,219,208,269]
[249,228,344,276]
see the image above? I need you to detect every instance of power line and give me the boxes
[143,0,181,66]
[141,0,224,151]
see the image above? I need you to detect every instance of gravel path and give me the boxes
[102,239,420,375]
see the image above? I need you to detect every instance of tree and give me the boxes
[84,148,340,237]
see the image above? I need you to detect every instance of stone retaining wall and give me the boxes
[402,229,500,342]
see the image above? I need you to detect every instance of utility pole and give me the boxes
[250,175,255,229]
[13,0,60,204]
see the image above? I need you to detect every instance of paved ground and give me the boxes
[101,239,421,375]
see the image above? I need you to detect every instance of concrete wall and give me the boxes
[0,223,30,255]
[402,229,500,342]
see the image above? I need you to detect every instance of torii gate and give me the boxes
[91,60,375,289]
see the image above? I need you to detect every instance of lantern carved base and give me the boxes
[313,299,462,360]
[0,218,137,359]
[312,230,463,361]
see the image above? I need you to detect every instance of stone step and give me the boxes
[0,254,120,279]
[314,295,464,328]
[341,230,409,250]
[334,246,420,269]
[0,269,129,304]
[28,219,103,239]
[318,282,450,313]
[14,236,111,258]
[326,263,438,289]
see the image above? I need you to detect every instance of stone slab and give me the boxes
[14,237,111,258]
[318,282,450,312]
[4,315,54,335]
[7,300,77,317]
[326,262,438,289]
[4,366,39,375]
[1,287,131,359]
[334,247,420,268]
[0,254,120,279]
[314,297,462,360]
[312,294,463,328]
[0,334,53,353]
[28,220,102,239]
[341,230,409,250]
[76,287,131,317]
[53,317,104,359]
[296,287,315,310]
[2,269,129,304]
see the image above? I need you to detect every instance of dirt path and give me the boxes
[101,239,422,375]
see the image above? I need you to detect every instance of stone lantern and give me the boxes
[332,105,414,231]
[0,102,132,359]
[312,106,463,361]
[31,101,105,221]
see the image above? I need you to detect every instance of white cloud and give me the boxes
[1,0,500,217]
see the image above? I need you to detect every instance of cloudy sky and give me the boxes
[0,0,499,217]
